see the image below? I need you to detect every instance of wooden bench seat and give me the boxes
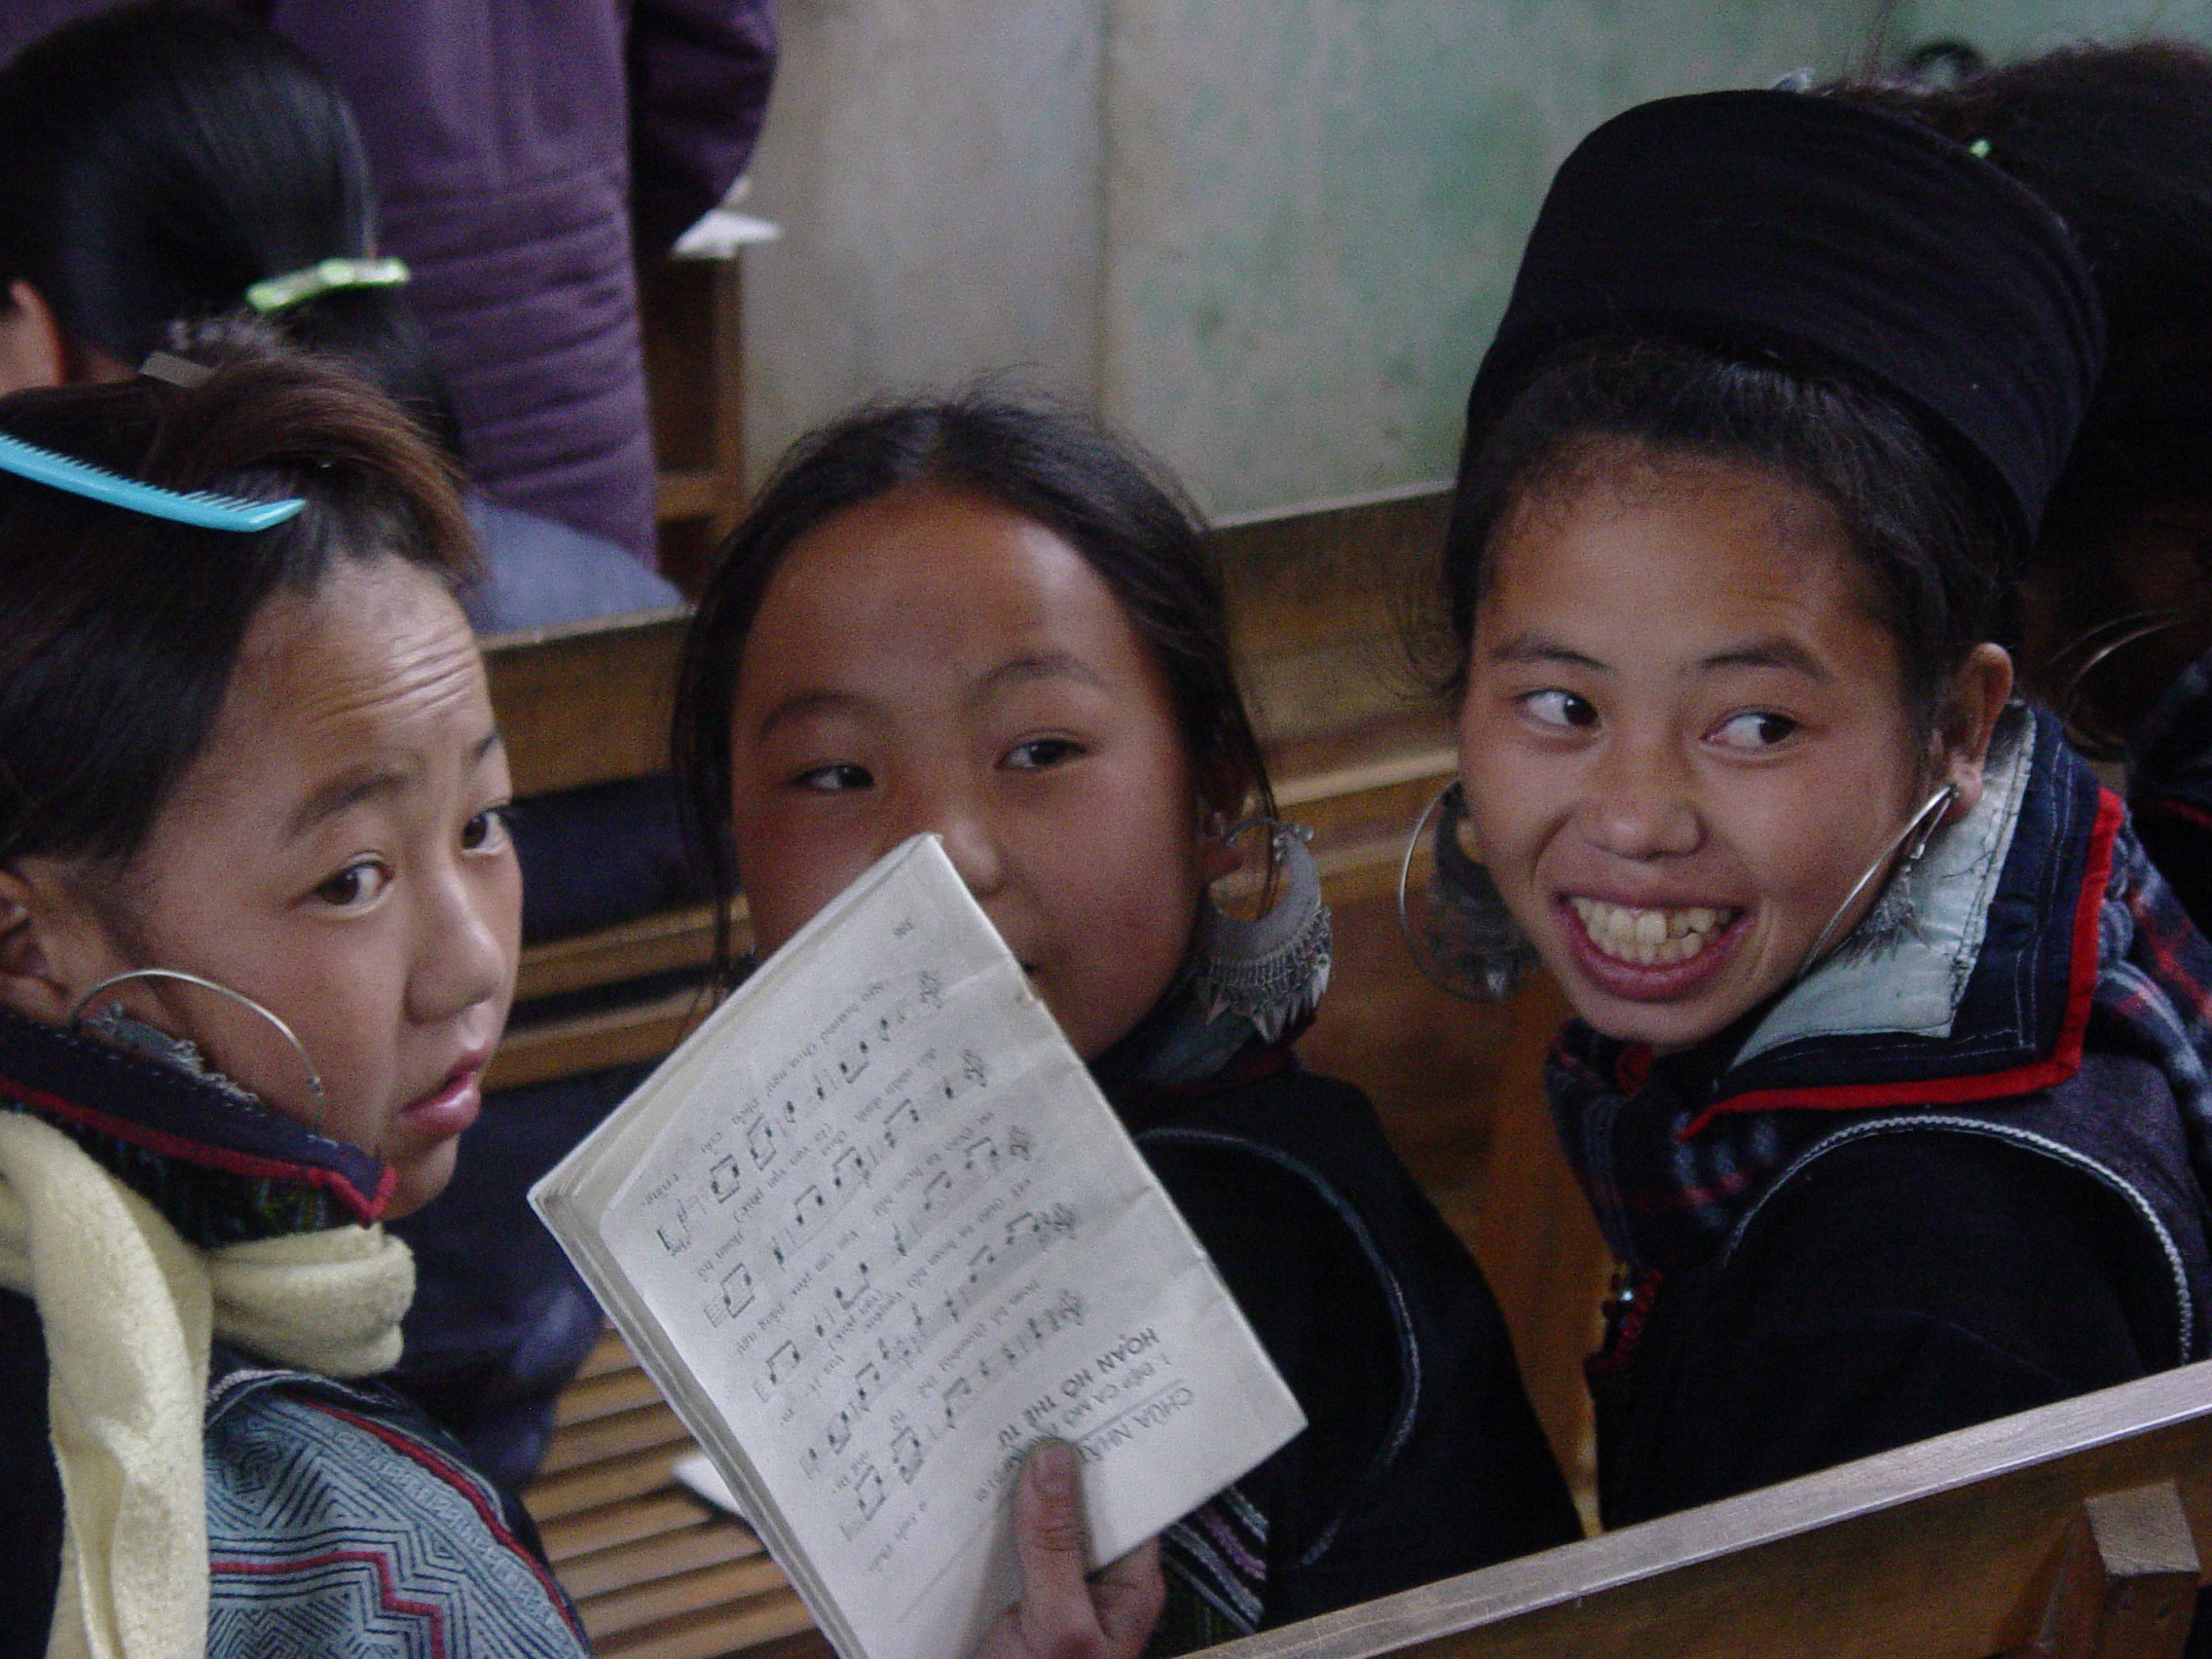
[527,1328,830,1659]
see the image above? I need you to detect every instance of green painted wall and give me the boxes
[1100,1,1896,516]
[1900,0,2212,55]
[744,1,2206,519]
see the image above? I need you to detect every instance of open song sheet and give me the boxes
[532,835,1305,1659]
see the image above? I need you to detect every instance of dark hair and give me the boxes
[1833,44,2212,551]
[0,2,461,453]
[673,389,1272,975]
[1440,335,2015,733]
[0,349,476,874]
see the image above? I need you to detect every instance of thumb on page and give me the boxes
[971,1440,1162,1659]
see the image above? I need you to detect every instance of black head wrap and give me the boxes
[1466,89,2106,551]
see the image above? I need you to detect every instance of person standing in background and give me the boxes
[0,0,780,567]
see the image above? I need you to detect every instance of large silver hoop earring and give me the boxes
[1396,781,1537,1001]
[68,967,326,1123]
[2047,608,2187,761]
[1192,819,1332,1043]
[1794,782,1958,982]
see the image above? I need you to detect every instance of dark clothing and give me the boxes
[270,0,778,560]
[387,1061,649,1493]
[0,1006,586,1656]
[0,1287,60,1656]
[1593,1127,2168,1525]
[1550,708,2212,1535]
[1104,1044,1579,1647]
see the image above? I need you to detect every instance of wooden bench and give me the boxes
[489,485,1611,1650]
[1207,1357,2212,1659]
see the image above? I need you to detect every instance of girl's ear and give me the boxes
[1932,644,2015,821]
[0,861,115,1025]
[0,280,67,397]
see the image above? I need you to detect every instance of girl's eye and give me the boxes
[1004,737,1085,771]
[1712,711,1799,750]
[313,861,390,908]
[1521,689,1598,729]
[461,805,511,852]
[795,762,874,793]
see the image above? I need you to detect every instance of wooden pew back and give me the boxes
[1206,1358,2212,1659]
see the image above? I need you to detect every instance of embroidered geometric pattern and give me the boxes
[205,1379,587,1658]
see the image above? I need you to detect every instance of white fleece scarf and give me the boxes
[0,1110,414,1659]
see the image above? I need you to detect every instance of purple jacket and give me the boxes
[0,0,778,563]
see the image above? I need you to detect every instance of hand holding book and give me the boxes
[974,1442,1163,1659]
[533,836,1301,1659]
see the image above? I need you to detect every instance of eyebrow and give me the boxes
[970,651,1107,705]
[755,689,875,743]
[1698,638,1830,681]
[284,729,504,839]
[1486,632,1829,682]
[1487,633,1608,672]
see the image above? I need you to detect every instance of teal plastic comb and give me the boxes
[0,430,305,532]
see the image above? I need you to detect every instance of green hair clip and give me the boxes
[244,256,411,316]
[0,430,305,532]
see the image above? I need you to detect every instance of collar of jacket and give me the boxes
[0,1005,391,1244]
[1652,705,2118,1137]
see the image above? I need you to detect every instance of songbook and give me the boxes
[530,834,1305,1659]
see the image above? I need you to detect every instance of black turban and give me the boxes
[1466,89,2106,550]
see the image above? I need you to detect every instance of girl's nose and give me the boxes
[410,857,517,1024]
[1576,738,1703,861]
[906,788,1007,900]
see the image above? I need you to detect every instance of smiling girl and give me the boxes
[1440,90,2212,1529]
[674,391,1580,1651]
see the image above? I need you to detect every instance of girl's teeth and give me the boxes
[1567,897,1735,967]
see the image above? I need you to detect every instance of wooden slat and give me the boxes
[539,1493,720,1565]
[580,1556,793,1642]
[656,468,728,524]
[559,1520,768,1601]
[594,1589,824,1659]
[1211,484,1451,755]
[535,1401,694,1478]
[576,1328,637,1382]
[1202,1360,2212,1659]
[556,1365,672,1428]
[482,608,688,796]
[486,985,708,1093]
[526,1442,698,1522]
[518,903,730,1004]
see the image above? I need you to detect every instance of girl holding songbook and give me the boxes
[1431,86,2212,1530]
[672,390,1582,1652]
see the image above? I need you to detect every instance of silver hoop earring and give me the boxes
[1192,819,1332,1043]
[68,967,326,1123]
[1794,782,1958,981]
[1396,781,1537,1002]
